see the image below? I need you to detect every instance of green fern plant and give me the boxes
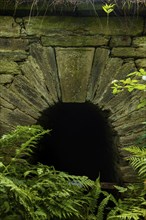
[124,146,146,180]
[0,125,117,220]
[107,183,146,220]
[110,69,146,220]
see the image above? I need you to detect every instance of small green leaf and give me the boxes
[137,99,146,109]
[114,185,127,193]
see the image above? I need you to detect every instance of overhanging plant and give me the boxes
[107,69,146,220]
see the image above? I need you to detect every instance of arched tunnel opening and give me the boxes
[34,102,119,182]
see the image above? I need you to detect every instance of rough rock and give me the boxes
[56,47,94,102]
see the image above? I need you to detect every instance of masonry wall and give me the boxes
[0,15,146,182]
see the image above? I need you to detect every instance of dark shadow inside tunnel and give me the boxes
[34,102,119,182]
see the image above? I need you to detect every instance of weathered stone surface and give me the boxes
[56,47,94,102]
[110,36,131,47]
[41,35,109,47]
[0,97,15,110]
[0,50,29,61]
[87,48,109,101]
[135,59,146,68]
[10,75,49,111]
[1,107,36,127]
[119,133,143,147]
[25,16,143,37]
[0,60,21,75]
[108,91,143,123]
[115,123,145,138]
[120,166,138,182]
[132,36,146,47]
[0,17,20,37]
[0,38,29,50]
[0,121,14,137]
[20,56,55,106]
[0,74,14,84]
[30,44,61,102]
[112,109,145,129]
[144,18,146,35]
[111,47,146,58]
[93,58,123,104]
[100,61,136,106]
[0,85,41,119]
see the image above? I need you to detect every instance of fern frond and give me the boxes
[96,194,111,220]
[0,173,40,220]
[124,146,146,179]
[109,212,140,220]
[124,146,146,157]
[130,157,146,178]
[14,128,50,159]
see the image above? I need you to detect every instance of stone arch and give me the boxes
[34,101,119,182]
[0,21,145,182]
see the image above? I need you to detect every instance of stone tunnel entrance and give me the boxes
[34,102,119,183]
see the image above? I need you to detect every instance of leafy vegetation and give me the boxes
[111,68,146,109]
[0,125,117,220]
[0,122,145,219]
[108,68,146,220]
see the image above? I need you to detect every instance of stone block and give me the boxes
[0,74,14,84]
[132,36,146,47]
[87,48,110,100]
[0,50,29,61]
[99,61,136,105]
[135,59,146,68]
[120,166,138,182]
[30,44,61,101]
[110,36,131,47]
[111,47,146,58]
[0,85,41,119]
[0,121,14,137]
[25,16,144,37]
[0,107,36,127]
[93,58,123,103]
[0,60,21,75]
[41,35,109,47]
[11,75,49,111]
[0,16,20,37]
[20,56,55,106]
[56,47,94,102]
[0,38,29,50]
[0,97,15,110]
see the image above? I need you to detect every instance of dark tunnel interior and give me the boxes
[35,102,118,182]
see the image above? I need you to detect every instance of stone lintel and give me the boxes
[25,16,144,37]
[41,35,109,47]
[56,47,94,102]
